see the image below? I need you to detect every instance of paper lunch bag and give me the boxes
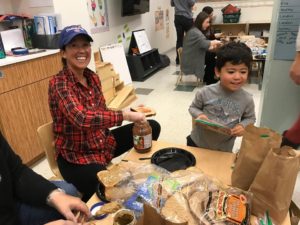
[249,147,300,224]
[136,204,187,225]
[231,125,281,190]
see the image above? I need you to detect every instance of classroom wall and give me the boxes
[52,0,176,55]
[259,0,300,132]
[0,1,13,14]
[194,0,273,23]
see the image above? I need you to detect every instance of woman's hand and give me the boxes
[209,40,222,50]
[47,191,91,223]
[123,111,146,122]
[231,124,245,137]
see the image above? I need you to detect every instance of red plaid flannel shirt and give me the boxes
[48,67,123,165]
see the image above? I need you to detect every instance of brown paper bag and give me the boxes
[137,204,187,225]
[231,125,281,190]
[249,147,300,224]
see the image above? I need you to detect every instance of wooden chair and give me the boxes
[37,121,63,179]
[176,47,200,87]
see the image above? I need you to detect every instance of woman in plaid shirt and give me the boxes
[48,25,161,201]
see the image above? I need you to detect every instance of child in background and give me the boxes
[187,42,256,152]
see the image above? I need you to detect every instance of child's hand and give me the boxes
[231,124,245,136]
[197,114,209,121]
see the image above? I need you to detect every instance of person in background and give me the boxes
[171,0,195,65]
[187,42,256,152]
[281,26,300,149]
[202,6,219,85]
[0,132,90,225]
[181,12,221,81]
[48,25,161,202]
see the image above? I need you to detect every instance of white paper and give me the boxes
[29,0,53,7]
[100,43,132,85]
[0,29,25,53]
[133,30,152,54]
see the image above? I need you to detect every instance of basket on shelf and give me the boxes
[222,4,241,23]
[223,13,241,23]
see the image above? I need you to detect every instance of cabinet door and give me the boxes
[0,78,52,164]
[0,53,61,93]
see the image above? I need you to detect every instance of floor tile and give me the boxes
[174,85,196,92]
[135,88,154,95]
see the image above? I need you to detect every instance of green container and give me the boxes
[223,13,241,23]
[0,36,6,59]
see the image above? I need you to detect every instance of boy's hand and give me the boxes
[231,124,245,136]
[197,114,209,121]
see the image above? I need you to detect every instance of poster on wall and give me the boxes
[86,0,109,34]
[166,9,170,38]
[155,9,164,31]
[274,0,300,60]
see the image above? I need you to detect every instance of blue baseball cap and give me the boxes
[59,25,93,49]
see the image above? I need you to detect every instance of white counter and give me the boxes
[0,49,60,67]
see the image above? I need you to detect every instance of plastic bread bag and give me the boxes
[161,191,199,225]
[130,162,171,186]
[124,174,180,218]
[104,181,137,201]
[171,167,225,199]
[97,163,132,188]
[97,161,169,202]
[188,187,252,225]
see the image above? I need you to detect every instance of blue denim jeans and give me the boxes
[17,180,79,225]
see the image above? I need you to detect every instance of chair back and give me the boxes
[37,121,62,178]
[177,47,183,69]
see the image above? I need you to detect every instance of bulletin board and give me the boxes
[100,43,132,85]
[273,0,300,61]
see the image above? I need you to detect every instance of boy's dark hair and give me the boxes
[215,42,252,71]
[202,6,213,15]
[194,12,209,33]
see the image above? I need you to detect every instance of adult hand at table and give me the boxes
[289,52,300,85]
[47,191,91,223]
[123,111,146,122]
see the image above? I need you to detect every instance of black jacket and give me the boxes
[0,133,57,225]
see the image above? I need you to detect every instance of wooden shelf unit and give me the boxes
[212,22,270,38]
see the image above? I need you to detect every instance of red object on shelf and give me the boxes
[222,4,241,15]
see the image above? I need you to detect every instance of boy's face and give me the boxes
[215,62,249,92]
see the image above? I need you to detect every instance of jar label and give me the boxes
[133,134,152,150]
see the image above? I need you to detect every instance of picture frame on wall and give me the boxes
[86,0,109,34]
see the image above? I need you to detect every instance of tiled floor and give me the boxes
[32,49,299,206]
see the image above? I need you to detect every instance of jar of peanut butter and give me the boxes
[133,121,152,153]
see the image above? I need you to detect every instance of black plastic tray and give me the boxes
[150,147,196,172]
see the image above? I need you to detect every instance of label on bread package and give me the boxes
[215,191,248,224]
[124,175,180,217]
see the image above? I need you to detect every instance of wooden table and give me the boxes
[87,140,290,225]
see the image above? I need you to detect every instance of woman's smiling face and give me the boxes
[62,35,92,73]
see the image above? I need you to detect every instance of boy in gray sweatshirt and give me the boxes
[188,42,256,152]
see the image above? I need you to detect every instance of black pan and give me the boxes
[96,182,110,203]
[150,147,196,172]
